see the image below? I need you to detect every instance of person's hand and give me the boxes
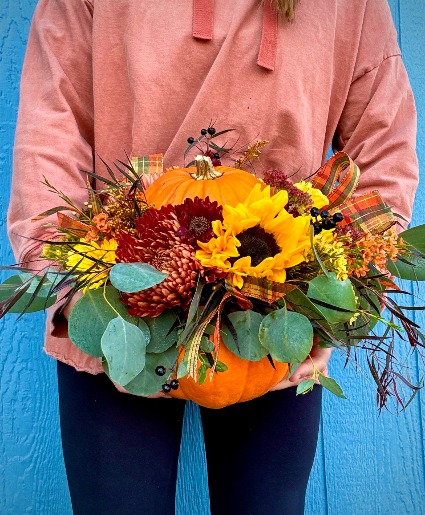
[269,345,333,391]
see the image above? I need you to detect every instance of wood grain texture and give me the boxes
[1,1,424,514]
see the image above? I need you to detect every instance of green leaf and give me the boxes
[319,375,347,398]
[198,364,208,385]
[68,286,142,357]
[285,286,332,331]
[109,263,168,293]
[200,336,215,353]
[307,272,357,324]
[144,311,178,353]
[258,307,313,363]
[221,310,268,361]
[0,273,58,313]
[296,379,315,395]
[387,253,425,281]
[215,360,228,373]
[398,224,425,252]
[124,346,179,396]
[101,316,148,386]
[177,358,188,379]
[199,353,211,366]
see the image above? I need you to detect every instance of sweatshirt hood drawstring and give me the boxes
[192,0,279,71]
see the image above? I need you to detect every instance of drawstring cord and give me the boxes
[192,0,279,70]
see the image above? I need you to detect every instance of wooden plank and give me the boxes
[399,0,425,501]
[0,1,72,511]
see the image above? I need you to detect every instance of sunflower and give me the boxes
[196,184,312,288]
[66,238,118,291]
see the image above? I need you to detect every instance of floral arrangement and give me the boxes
[1,127,424,410]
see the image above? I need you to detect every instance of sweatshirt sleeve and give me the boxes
[7,0,94,270]
[332,2,418,229]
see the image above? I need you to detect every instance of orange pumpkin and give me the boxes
[144,155,262,208]
[170,339,290,409]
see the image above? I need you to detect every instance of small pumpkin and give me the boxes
[170,339,290,409]
[144,155,262,208]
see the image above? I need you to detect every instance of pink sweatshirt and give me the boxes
[7,0,418,374]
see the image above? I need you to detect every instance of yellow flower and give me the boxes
[293,181,329,209]
[307,230,348,280]
[66,238,118,291]
[196,184,311,288]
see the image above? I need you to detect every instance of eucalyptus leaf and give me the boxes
[125,346,179,396]
[398,224,425,252]
[296,379,315,395]
[221,310,268,361]
[144,311,179,353]
[0,274,57,313]
[259,307,313,363]
[101,316,148,386]
[109,263,167,293]
[307,272,356,324]
[387,253,425,281]
[68,286,141,357]
[285,286,332,331]
[177,358,188,379]
[319,375,347,398]
[200,336,215,353]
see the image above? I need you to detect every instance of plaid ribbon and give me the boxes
[239,277,288,304]
[130,154,164,176]
[311,152,360,210]
[333,191,395,233]
[312,152,394,233]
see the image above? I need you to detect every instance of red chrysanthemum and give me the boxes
[116,207,202,317]
[174,196,223,245]
[115,205,223,317]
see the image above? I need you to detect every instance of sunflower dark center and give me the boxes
[236,226,280,267]
[188,215,211,237]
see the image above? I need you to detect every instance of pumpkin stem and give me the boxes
[191,155,223,180]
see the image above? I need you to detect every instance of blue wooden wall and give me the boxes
[1,1,424,513]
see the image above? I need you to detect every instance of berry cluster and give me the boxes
[186,127,222,165]
[310,207,344,235]
[155,365,179,393]
[187,126,216,145]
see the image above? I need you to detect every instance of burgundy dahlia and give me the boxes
[174,196,223,245]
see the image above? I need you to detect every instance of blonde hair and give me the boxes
[274,0,299,21]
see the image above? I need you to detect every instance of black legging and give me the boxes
[57,360,322,515]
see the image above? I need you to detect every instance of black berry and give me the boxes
[162,383,172,393]
[333,212,344,223]
[313,222,323,235]
[187,137,195,144]
[213,153,220,159]
[155,366,166,376]
[322,219,336,230]
[207,127,216,135]
[201,128,208,135]
[310,207,320,218]
[320,210,330,219]
[170,379,179,390]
